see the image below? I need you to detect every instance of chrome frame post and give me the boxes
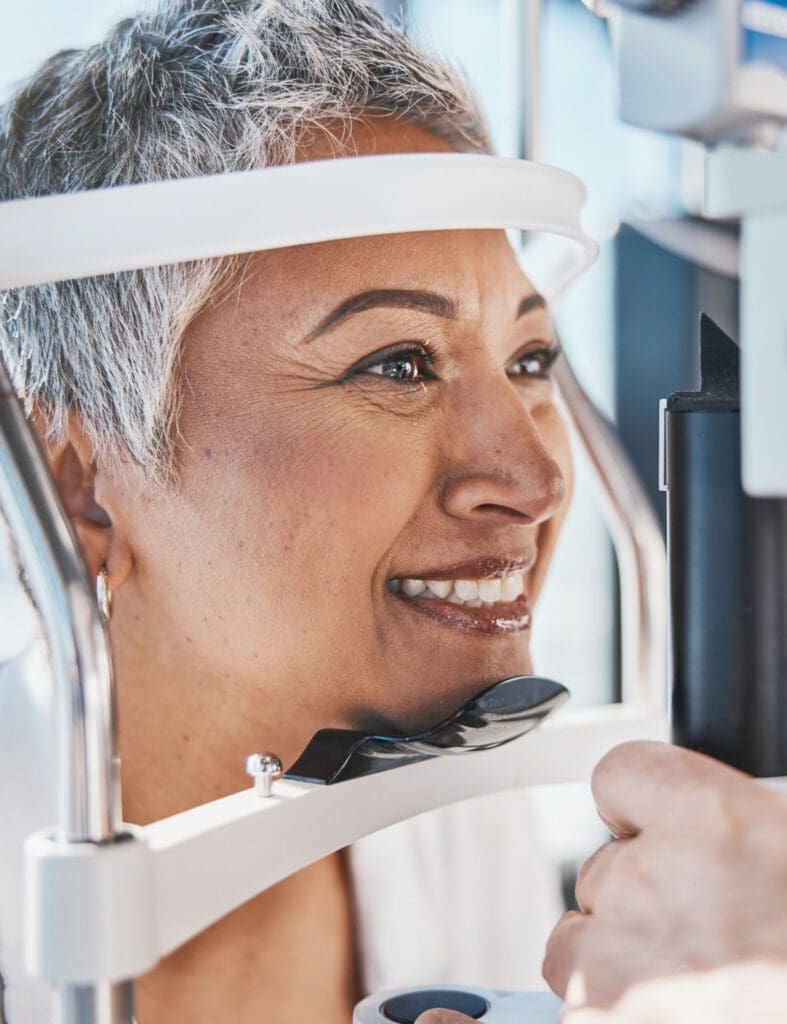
[556,356,668,707]
[0,355,133,1024]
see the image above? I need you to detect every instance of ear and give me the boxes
[36,414,134,591]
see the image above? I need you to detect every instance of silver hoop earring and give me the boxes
[96,567,113,622]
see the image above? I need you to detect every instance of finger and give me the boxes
[591,740,749,837]
[415,1013,476,1024]
[574,838,631,914]
[543,910,588,998]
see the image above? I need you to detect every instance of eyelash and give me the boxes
[344,341,438,385]
[344,341,560,386]
[508,344,561,379]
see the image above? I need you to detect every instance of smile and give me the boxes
[387,571,526,607]
[386,565,533,636]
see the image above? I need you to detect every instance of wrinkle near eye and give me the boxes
[338,373,435,417]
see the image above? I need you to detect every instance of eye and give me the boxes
[507,345,560,380]
[347,344,437,384]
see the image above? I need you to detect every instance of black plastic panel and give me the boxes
[665,315,787,775]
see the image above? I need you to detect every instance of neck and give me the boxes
[111,607,330,825]
[134,850,360,1024]
[109,606,361,1024]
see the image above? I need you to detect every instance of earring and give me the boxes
[96,567,113,622]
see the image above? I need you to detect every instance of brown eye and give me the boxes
[508,346,560,380]
[367,354,425,381]
[350,343,437,384]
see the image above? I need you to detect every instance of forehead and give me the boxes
[222,116,543,328]
[239,116,541,323]
[239,228,539,326]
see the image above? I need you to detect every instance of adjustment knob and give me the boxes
[381,991,488,1024]
[245,752,282,797]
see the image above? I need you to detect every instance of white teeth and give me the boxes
[501,574,525,601]
[477,578,503,603]
[390,570,527,607]
[425,579,452,599]
[454,579,479,601]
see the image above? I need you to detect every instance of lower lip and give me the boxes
[389,590,532,636]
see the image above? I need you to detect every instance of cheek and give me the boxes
[528,403,573,601]
[212,401,437,591]
[539,401,574,505]
[557,426,574,507]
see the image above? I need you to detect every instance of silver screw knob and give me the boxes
[246,752,282,797]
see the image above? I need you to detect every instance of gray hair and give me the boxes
[0,0,489,480]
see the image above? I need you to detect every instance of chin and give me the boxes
[354,649,535,736]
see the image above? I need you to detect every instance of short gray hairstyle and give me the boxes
[0,0,489,480]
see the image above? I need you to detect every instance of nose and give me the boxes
[439,397,567,527]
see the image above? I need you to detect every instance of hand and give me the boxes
[544,741,787,1022]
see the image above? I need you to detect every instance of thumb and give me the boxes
[415,1013,476,1024]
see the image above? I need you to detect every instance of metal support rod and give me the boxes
[57,985,134,1024]
[556,356,668,707]
[502,0,543,164]
[520,0,543,164]
[0,356,133,1023]
[508,0,666,703]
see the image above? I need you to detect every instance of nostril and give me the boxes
[440,469,564,523]
[474,503,531,522]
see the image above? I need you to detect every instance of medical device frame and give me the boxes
[0,153,668,1024]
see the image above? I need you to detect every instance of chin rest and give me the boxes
[285,675,569,785]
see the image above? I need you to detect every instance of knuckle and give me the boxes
[694,782,748,839]
[616,840,648,881]
[542,921,563,974]
[591,740,669,793]
[543,910,585,995]
[541,943,560,989]
[582,837,646,903]
[574,839,618,909]
[542,910,580,970]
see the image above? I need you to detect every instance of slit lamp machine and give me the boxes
[1,0,787,1021]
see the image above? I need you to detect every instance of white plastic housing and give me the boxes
[24,704,666,984]
[0,153,597,298]
[353,985,561,1024]
[613,0,787,141]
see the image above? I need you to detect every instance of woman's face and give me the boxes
[105,122,573,790]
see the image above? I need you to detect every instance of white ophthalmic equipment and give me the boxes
[4,0,787,1020]
[0,151,667,1024]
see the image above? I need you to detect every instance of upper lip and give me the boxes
[388,553,538,582]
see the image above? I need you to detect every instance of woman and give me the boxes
[0,2,571,1022]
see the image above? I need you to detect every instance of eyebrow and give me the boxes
[306,289,457,342]
[517,293,547,318]
[305,287,549,342]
